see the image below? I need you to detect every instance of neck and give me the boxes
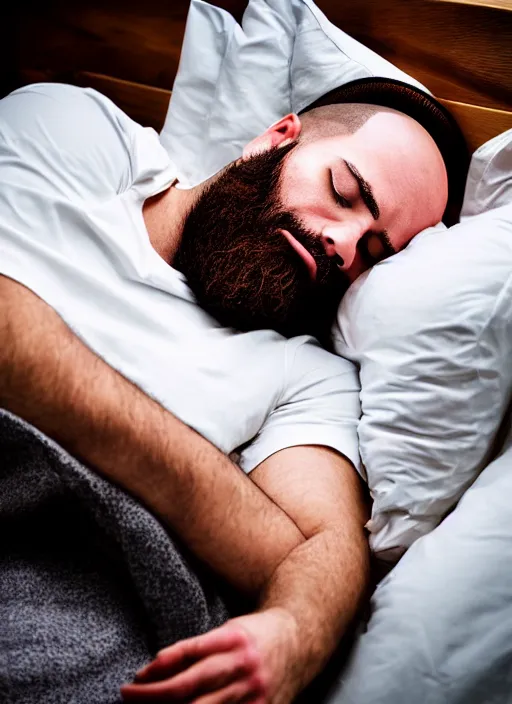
[142,181,201,265]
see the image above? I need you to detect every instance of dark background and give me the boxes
[3,0,512,151]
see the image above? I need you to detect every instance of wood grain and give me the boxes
[9,0,512,155]
[76,71,171,131]
[15,0,511,109]
[13,1,248,92]
[14,0,192,91]
[317,0,512,111]
[438,98,512,152]
[435,0,512,10]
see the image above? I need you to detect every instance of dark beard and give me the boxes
[174,142,349,344]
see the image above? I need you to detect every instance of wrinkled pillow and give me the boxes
[333,130,512,560]
[160,0,428,187]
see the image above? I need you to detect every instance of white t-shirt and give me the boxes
[0,83,361,473]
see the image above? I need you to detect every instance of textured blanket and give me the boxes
[0,409,229,704]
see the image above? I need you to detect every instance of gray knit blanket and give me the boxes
[0,409,230,704]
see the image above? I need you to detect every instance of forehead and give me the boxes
[282,114,425,205]
[292,111,430,170]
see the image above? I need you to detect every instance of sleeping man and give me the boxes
[0,80,463,703]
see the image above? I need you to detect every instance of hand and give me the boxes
[120,608,302,703]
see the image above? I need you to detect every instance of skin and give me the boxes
[243,111,448,285]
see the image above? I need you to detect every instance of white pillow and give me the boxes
[333,130,512,560]
[160,0,428,187]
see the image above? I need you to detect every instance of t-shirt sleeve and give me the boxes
[0,82,146,200]
[239,336,362,475]
[0,82,171,314]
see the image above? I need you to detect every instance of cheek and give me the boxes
[394,205,440,248]
[279,152,325,215]
[386,173,445,243]
[388,218,429,255]
[390,229,414,253]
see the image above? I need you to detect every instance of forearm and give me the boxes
[128,518,371,703]
[259,524,369,691]
[120,445,369,704]
[0,276,304,593]
[247,446,370,697]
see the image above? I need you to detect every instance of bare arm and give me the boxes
[1,276,368,701]
[125,445,370,703]
[252,445,370,695]
[0,274,305,594]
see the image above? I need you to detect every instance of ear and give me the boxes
[242,113,302,158]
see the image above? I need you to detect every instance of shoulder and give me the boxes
[1,83,133,148]
[283,335,360,394]
[0,83,166,198]
[238,335,362,475]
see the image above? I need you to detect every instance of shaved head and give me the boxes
[298,103,395,142]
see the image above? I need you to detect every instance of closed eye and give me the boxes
[358,231,395,266]
[329,169,352,209]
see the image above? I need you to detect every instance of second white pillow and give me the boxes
[334,131,512,560]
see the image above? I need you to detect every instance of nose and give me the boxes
[320,221,365,271]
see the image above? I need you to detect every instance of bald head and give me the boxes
[269,102,449,284]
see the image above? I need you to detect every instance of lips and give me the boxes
[279,229,318,281]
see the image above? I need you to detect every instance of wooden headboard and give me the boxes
[8,0,512,154]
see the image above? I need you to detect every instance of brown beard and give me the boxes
[174,143,348,343]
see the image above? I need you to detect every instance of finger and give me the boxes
[121,682,167,701]
[121,679,264,703]
[135,627,249,683]
[124,647,260,701]
[147,647,259,699]
[193,677,267,704]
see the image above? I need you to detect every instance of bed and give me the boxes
[5,2,512,703]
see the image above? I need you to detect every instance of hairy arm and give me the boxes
[1,277,369,702]
[252,446,370,696]
[0,274,305,594]
[124,445,370,703]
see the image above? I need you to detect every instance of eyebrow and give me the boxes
[344,159,380,221]
[376,230,396,256]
